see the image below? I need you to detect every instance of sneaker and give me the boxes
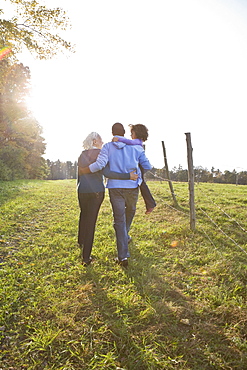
[114,258,128,268]
[120,259,128,268]
[114,258,128,267]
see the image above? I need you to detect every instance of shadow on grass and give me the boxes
[128,241,246,369]
[83,240,246,370]
[83,266,154,369]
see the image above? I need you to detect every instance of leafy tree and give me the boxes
[223,169,237,184]
[194,166,211,183]
[0,1,74,180]
[169,165,188,182]
[66,161,77,179]
[212,168,223,183]
[0,0,74,61]
[238,171,247,185]
[0,61,47,180]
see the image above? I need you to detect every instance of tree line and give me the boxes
[146,166,247,185]
[46,160,77,180]
[43,162,247,185]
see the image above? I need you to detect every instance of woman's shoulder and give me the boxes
[79,148,100,156]
[78,149,101,165]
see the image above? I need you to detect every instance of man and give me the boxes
[79,122,152,267]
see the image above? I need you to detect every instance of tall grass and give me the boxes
[0,179,246,369]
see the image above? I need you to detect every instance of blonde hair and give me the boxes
[83,132,102,150]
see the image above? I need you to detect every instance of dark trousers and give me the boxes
[78,191,104,262]
[140,180,156,209]
[140,166,156,210]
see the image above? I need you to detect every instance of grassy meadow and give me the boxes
[0,179,247,369]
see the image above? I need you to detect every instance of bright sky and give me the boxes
[19,0,247,171]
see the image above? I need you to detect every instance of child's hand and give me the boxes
[112,137,119,142]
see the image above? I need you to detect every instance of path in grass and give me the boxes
[0,180,246,369]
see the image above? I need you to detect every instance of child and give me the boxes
[113,124,156,214]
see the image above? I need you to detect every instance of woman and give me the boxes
[77,132,137,266]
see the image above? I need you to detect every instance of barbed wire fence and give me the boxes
[146,176,247,284]
[145,135,247,268]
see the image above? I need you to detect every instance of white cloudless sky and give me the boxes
[18,0,247,171]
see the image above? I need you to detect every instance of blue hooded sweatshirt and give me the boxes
[89,139,152,189]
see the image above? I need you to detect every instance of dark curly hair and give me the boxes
[130,124,149,142]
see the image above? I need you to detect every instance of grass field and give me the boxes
[0,179,247,369]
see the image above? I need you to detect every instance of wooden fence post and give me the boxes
[161,141,178,207]
[185,133,196,230]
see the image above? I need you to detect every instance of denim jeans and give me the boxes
[109,187,139,261]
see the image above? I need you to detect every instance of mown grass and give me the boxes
[0,179,246,369]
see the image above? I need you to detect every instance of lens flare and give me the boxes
[0,47,12,61]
